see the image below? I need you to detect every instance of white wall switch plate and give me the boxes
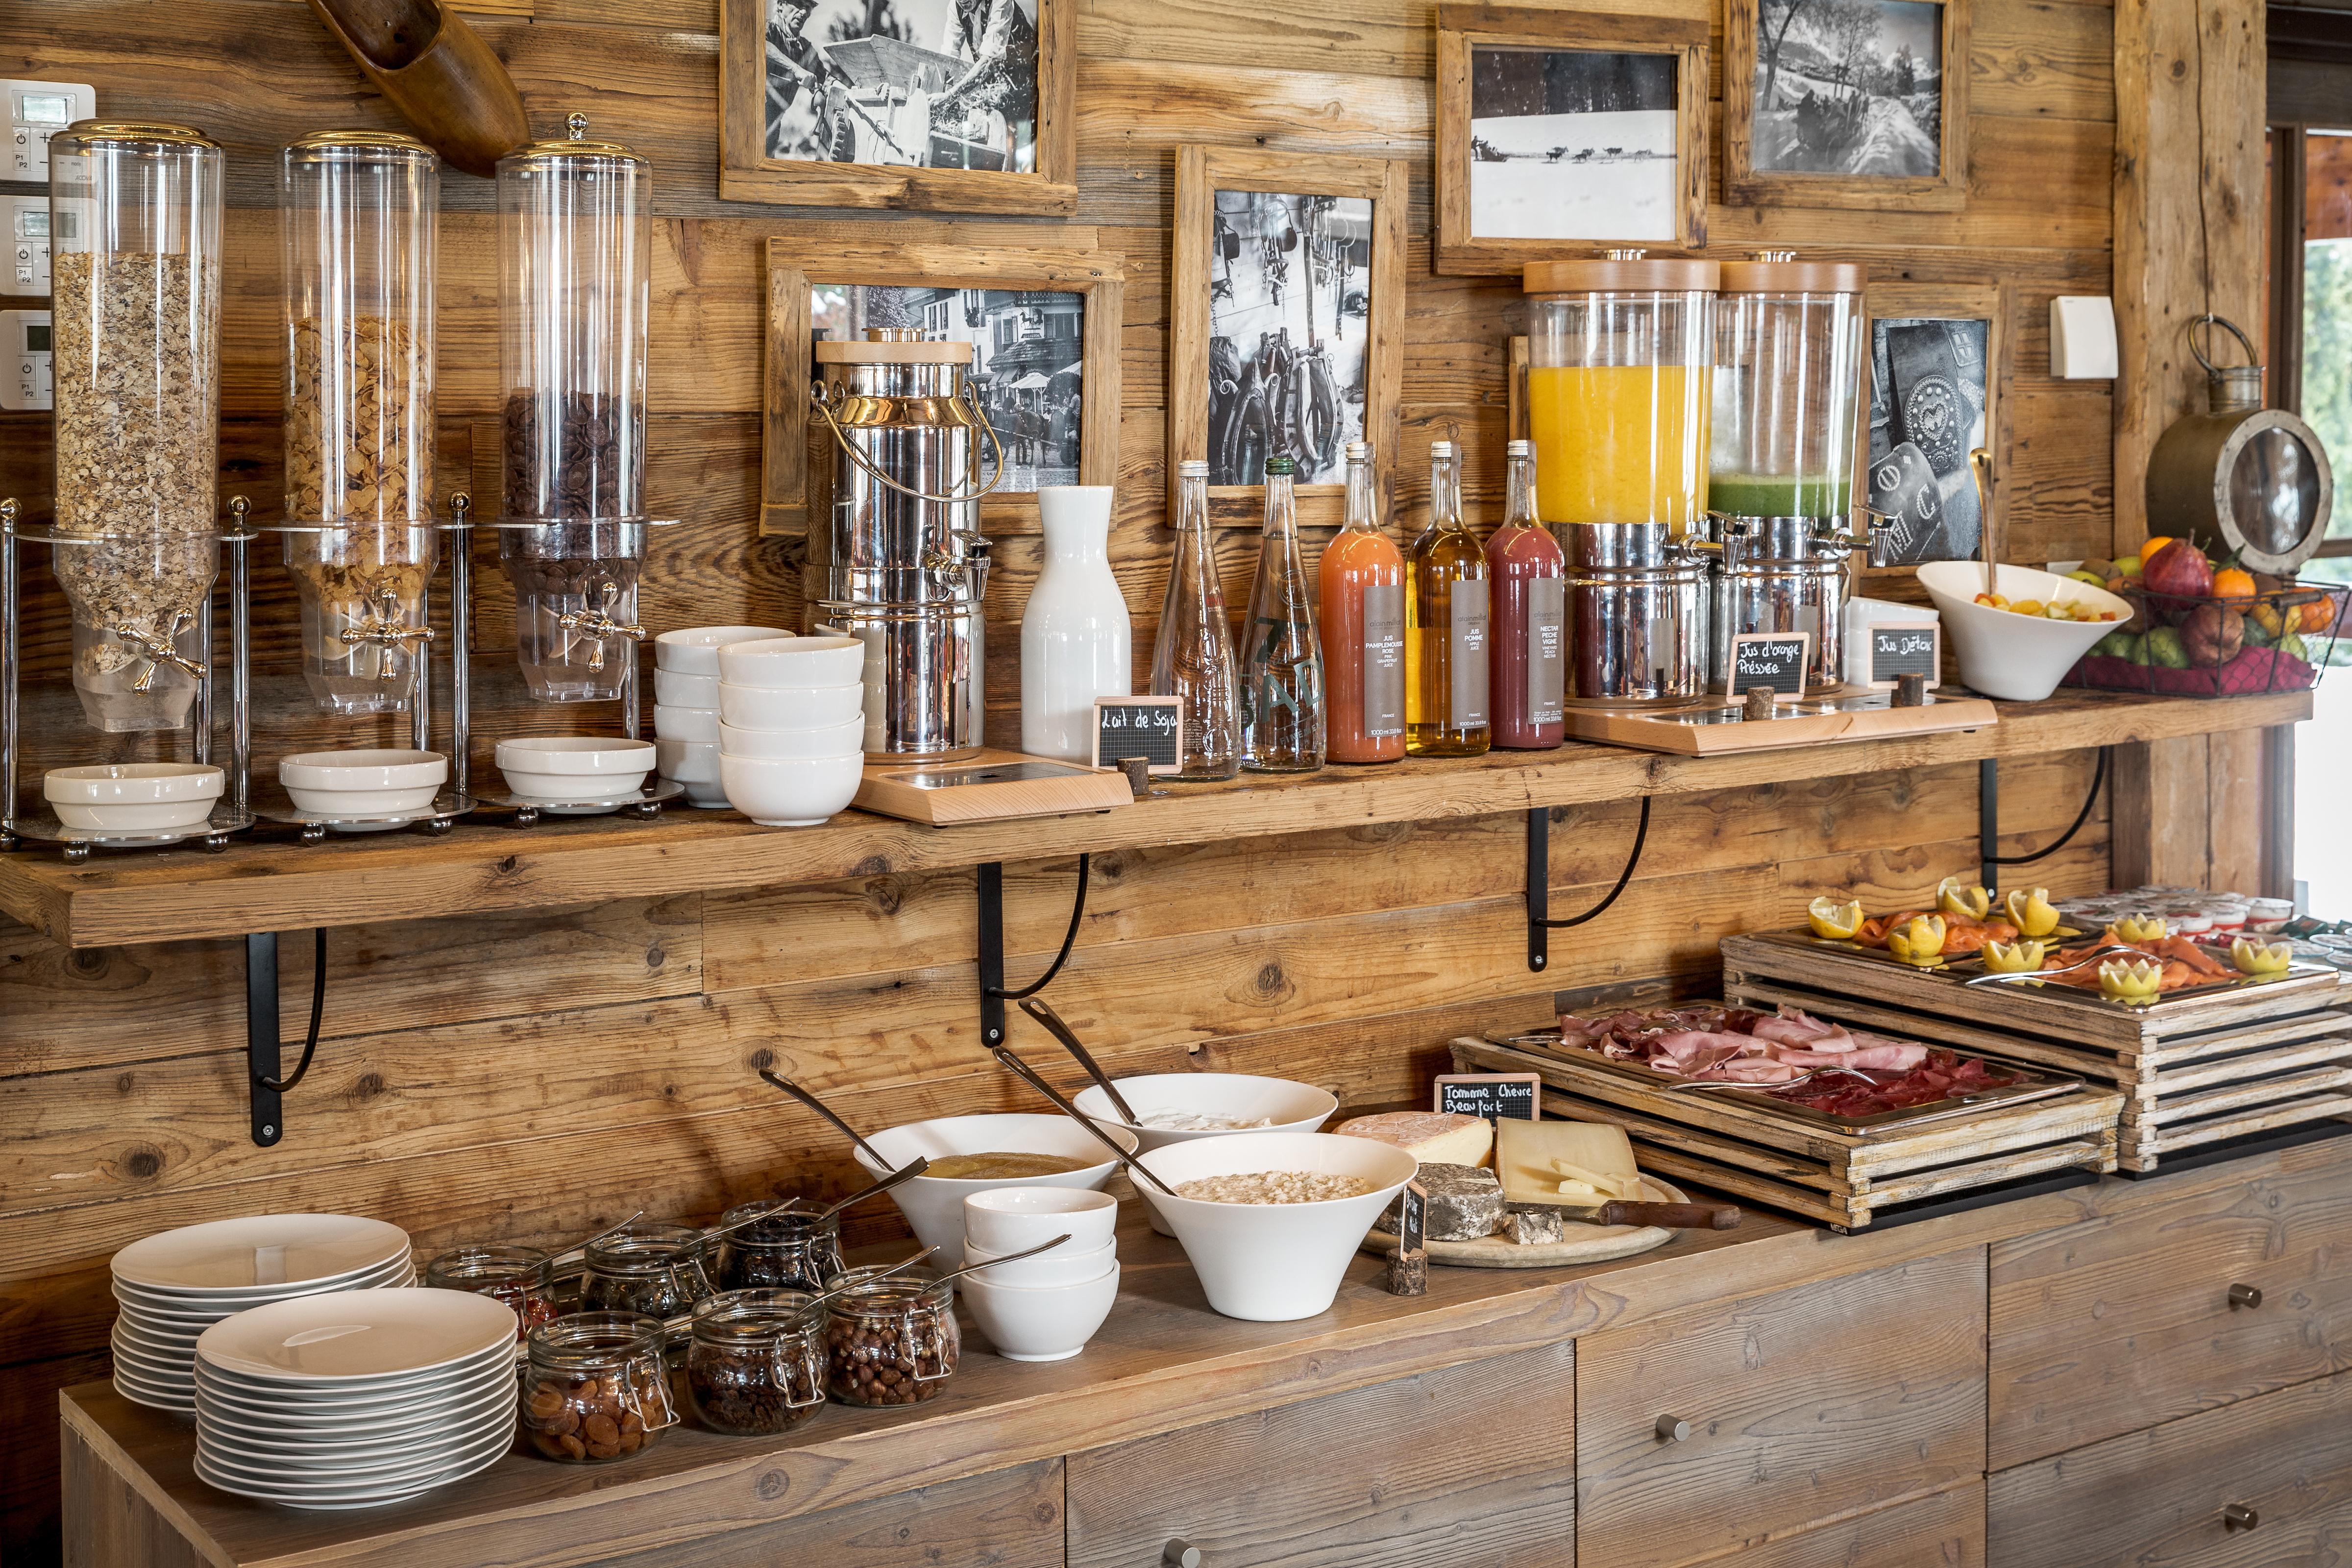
[2049,295,2119,379]
[1,308,52,410]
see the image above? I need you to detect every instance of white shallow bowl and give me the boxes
[720,752,864,827]
[1916,561,2133,702]
[717,716,866,760]
[1073,1074,1340,1155]
[112,1214,412,1293]
[45,762,223,831]
[655,625,793,677]
[717,680,866,732]
[963,1188,1120,1255]
[653,668,721,708]
[653,703,721,746]
[854,1114,1141,1264]
[718,635,864,689]
[960,1261,1120,1362]
[277,749,447,815]
[963,1237,1117,1289]
[494,737,656,802]
[1134,1133,1418,1322]
[656,736,721,785]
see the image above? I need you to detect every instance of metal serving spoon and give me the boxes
[1019,997,1141,1126]
[990,1043,1183,1199]
[759,1068,894,1167]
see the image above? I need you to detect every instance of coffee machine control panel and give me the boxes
[1,309,52,411]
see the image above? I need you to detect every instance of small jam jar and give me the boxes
[821,1266,960,1407]
[425,1244,557,1332]
[686,1289,828,1437]
[713,1202,845,1293]
[522,1312,677,1463]
[580,1222,715,1319]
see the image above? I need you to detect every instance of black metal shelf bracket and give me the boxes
[245,927,328,1147]
[977,855,1091,1048]
[1980,745,2110,890]
[1526,797,1653,973]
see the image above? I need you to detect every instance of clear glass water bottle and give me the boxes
[1240,458,1325,773]
[1150,460,1241,780]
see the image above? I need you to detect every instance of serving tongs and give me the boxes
[1961,942,2144,988]
[988,1043,1182,1199]
[1018,997,1140,1125]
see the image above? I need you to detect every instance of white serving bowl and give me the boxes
[45,762,222,831]
[655,735,720,784]
[852,1113,1142,1264]
[493,737,655,803]
[276,749,446,816]
[1072,1074,1340,1155]
[717,681,867,732]
[718,716,866,760]
[1916,562,2133,702]
[654,625,793,677]
[1133,1132,1417,1322]
[963,1237,1116,1289]
[719,752,863,827]
[963,1188,1120,1256]
[652,668,720,709]
[653,703,721,745]
[959,1261,1120,1362]
[717,635,864,689]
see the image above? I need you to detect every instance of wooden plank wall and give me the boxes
[0,0,2117,1559]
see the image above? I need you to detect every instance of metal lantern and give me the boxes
[2146,316,2333,575]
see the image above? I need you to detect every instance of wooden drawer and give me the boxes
[1987,1150,2352,1468]
[1986,1369,2352,1567]
[1064,1342,1575,1568]
[1706,1482,1983,1568]
[1575,1248,1986,1568]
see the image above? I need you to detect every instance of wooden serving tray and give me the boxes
[1359,1176,1688,1269]
[1562,691,1997,756]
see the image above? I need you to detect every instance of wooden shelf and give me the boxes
[0,689,2309,949]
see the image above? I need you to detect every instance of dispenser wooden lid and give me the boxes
[1716,253,1867,294]
[813,339,975,364]
[1523,253,1721,294]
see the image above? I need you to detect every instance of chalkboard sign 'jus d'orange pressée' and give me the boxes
[1724,632,1811,699]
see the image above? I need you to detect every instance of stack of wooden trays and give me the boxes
[1721,930,2352,1174]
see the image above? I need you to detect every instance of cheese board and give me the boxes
[1359,1175,1690,1269]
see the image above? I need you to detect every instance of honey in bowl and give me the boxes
[922,1152,1092,1180]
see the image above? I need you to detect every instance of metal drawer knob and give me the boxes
[2228,1283,2263,1309]
[2224,1503,2259,1530]
[1164,1541,1203,1567]
[1656,1414,1692,1443]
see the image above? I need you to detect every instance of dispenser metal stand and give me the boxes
[0,496,258,860]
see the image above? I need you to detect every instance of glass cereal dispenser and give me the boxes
[278,131,441,715]
[495,113,654,706]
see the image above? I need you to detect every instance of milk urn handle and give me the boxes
[809,380,1010,507]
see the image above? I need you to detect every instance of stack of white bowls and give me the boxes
[716,636,868,827]
[109,1214,415,1414]
[957,1188,1121,1362]
[194,1288,518,1509]
[653,625,788,806]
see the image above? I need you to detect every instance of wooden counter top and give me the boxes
[2,688,2308,949]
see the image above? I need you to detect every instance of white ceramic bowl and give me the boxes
[655,736,720,785]
[719,752,863,827]
[1133,1132,1417,1322]
[717,636,864,689]
[959,1261,1120,1362]
[852,1113,1142,1264]
[653,703,721,746]
[45,762,222,831]
[1072,1074,1339,1154]
[652,668,720,709]
[493,737,655,803]
[718,716,866,760]
[1916,562,2134,702]
[276,749,446,816]
[963,1188,1120,1256]
[654,625,793,677]
[717,681,867,732]
[963,1237,1117,1289]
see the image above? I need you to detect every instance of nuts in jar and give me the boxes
[821,1266,961,1407]
[522,1312,676,1464]
[580,1222,715,1320]
[686,1290,828,1437]
[713,1201,844,1294]
[425,1244,558,1332]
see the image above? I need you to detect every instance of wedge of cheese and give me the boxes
[1495,1118,1639,1206]
[1335,1111,1495,1168]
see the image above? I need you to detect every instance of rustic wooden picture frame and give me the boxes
[1169,146,1407,529]
[1435,3,1711,274]
[718,0,1077,215]
[1862,280,2005,573]
[759,238,1124,538]
[1724,0,1969,213]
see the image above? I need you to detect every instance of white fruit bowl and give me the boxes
[45,762,223,831]
[717,681,866,733]
[717,716,866,760]
[719,752,863,827]
[962,1188,1120,1256]
[851,1114,1140,1265]
[717,636,864,689]
[493,737,656,802]
[959,1262,1120,1362]
[1916,562,2133,702]
[276,749,447,816]
[653,625,792,677]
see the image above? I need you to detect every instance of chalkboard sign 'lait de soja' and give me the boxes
[1867,622,1941,689]
[1434,1073,1541,1122]
[1090,697,1185,774]
[1724,632,1811,699]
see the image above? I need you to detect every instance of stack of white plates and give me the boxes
[110,1214,415,1413]
[194,1289,518,1510]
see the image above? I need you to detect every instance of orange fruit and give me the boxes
[2139,535,2173,562]
[2213,567,2256,607]
[2299,597,2339,634]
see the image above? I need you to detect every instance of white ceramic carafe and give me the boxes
[1021,486,1131,760]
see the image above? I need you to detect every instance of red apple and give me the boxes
[2142,539,2215,599]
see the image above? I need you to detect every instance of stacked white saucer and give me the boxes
[194,1288,518,1510]
[110,1214,415,1414]
[654,625,789,807]
[717,636,869,827]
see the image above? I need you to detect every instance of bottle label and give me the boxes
[1527,575,1565,724]
[1362,582,1404,738]
[1450,577,1490,728]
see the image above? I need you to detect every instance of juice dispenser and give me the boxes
[1523,252,1716,703]
[1705,253,1872,691]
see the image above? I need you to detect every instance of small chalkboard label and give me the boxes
[1434,1073,1541,1122]
[1725,632,1811,699]
[1867,621,1941,689]
[1090,697,1184,774]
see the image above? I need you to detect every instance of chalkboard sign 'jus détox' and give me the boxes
[1724,632,1811,699]
[1434,1073,1541,1122]
[1866,622,1941,689]
[1090,696,1185,774]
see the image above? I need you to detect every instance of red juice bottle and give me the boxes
[1486,440,1567,749]
[1317,441,1406,763]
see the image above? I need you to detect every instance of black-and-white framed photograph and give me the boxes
[1202,191,1373,487]
[1867,316,1992,564]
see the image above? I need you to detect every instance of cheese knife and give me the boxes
[1511,1196,1742,1230]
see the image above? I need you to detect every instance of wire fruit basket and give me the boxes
[2065,579,2347,696]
